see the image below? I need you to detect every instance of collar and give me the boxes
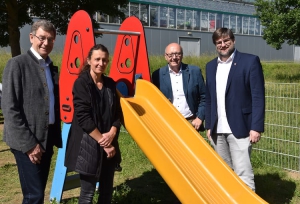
[168,63,182,74]
[217,49,236,64]
[30,47,52,66]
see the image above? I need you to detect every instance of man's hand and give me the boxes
[27,144,45,164]
[104,145,116,158]
[206,129,211,140]
[249,130,261,144]
[191,117,202,131]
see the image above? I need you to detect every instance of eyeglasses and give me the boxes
[33,34,55,44]
[215,38,232,47]
[165,52,182,58]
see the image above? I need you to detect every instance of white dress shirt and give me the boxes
[30,47,55,124]
[169,65,193,118]
[216,50,236,133]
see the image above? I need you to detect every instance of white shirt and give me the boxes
[216,50,236,133]
[30,47,55,124]
[169,65,193,118]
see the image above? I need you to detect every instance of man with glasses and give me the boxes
[152,43,205,132]
[205,28,265,191]
[2,20,62,203]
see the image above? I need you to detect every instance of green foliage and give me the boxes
[255,0,300,49]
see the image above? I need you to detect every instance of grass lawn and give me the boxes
[1,126,300,204]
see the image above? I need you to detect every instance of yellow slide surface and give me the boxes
[120,79,268,204]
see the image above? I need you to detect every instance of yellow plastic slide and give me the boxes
[120,79,268,204]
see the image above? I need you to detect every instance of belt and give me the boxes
[185,115,196,120]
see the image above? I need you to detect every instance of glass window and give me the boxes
[242,16,249,34]
[209,12,216,31]
[229,15,236,33]
[201,11,209,31]
[255,19,261,35]
[186,10,193,29]
[236,16,242,34]
[140,4,149,26]
[223,14,229,28]
[120,5,129,23]
[160,6,168,28]
[193,10,200,30]
[177,9,185,29]
[169,8,176,28]
[216,13,222,29]
[249,17,255,35]
[130,3,139,17]
[150,5,158,27]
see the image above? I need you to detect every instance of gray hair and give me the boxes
[31,20,56,38]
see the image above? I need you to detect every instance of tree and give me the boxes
[0,0,129,57]
[255,0,300,50]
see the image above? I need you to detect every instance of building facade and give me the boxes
[8,0,298,61]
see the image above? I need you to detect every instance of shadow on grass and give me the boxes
[60,170,297,204]
[256,173,296,204]
[113,168,180,204]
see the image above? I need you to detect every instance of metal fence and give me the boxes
[254,82,300,172]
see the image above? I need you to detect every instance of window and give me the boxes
[169,8,176,28]
[177,9,185,29]
[160,6,168,28]
[229,15,236,33]
[193,11,200,30]
[243,16,249,34]
[209,12,216,31]
[223,14,229,28]
[249,17,255,35]
[216,13,222,29]
[150,5,158,27]
[130,3,139,17]
[201,12,209,31]
[186,10,193,29]
[120,5,129,23]
[236,16,242,34]
[140,4,149,26]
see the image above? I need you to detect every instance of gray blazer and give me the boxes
[2,50,62,153]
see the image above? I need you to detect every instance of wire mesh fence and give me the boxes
[254,82,300,172]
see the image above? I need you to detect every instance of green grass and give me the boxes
[2,128,300,203]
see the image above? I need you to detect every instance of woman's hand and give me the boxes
[98,127,117,147]
[104,145,116,158]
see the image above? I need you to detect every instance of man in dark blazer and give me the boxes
[205,28,265,191]
[152,43,205,131]
[2,20,62,203]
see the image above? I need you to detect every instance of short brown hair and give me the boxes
[31,20,56,38]
[212,28,235,45]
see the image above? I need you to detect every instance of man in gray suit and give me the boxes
[2,20,62,203]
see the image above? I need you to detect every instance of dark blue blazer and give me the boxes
[205,50,265,138]
[152,63,205,121]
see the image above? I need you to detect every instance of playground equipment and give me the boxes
[50,10,268,203]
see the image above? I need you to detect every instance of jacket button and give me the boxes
[45,111,49,115]
[45,125,49,129]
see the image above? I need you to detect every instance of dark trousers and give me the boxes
[11,146,53,204]
[79,157,116,204]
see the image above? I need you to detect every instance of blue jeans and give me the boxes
[79,157,116,204]
[11,146,53,204]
